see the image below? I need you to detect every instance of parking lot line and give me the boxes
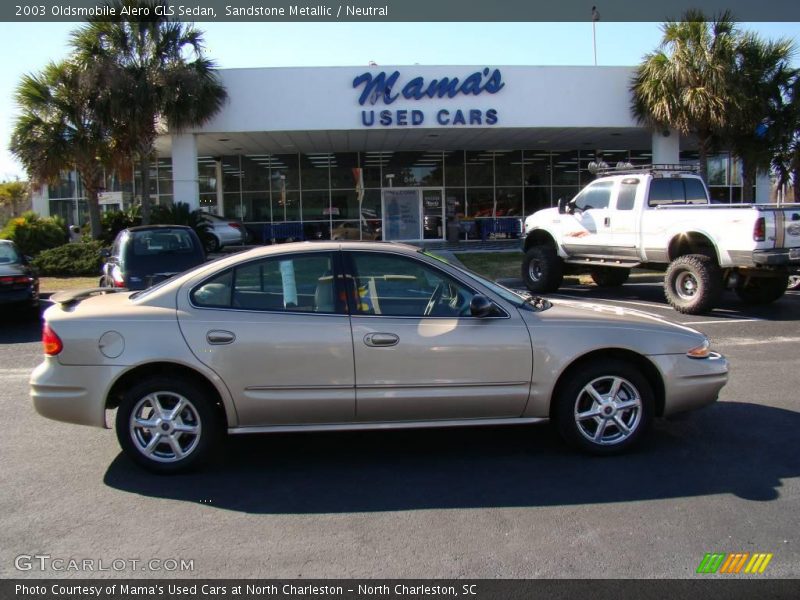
[719,336,800,346]
[682,319,762,325]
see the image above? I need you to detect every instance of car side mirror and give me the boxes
[23,255,33,264]
[566,198,578,214]
[470,294,494,318]
[100,248,111,258]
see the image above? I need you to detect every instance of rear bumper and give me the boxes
[30,359,123,428]
[0,287,38,305]
[752,248,800,266]
[649,352,729,416]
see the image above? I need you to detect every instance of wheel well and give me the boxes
[668,233,718,264]
[524,229,557,252]
[106,362,228,427]
[549,349,666,419]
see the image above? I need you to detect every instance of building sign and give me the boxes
[353,68,503,128]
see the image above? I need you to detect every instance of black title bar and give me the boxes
[3,0,800,22]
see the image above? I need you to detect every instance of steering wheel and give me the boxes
[423,283,445,316]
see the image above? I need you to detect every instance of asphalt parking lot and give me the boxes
[0,281,798,579]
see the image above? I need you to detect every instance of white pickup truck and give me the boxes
[521,165,800,314]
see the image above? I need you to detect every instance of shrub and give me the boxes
[32,241,105,277]
[0,211,67,256]
[100,206,140,245]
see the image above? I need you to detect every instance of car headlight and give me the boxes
[687,338,711,359]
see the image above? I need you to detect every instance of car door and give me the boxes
[604,177,642,258]
[176,250,355,427]
[344,250,533,422]
[560,180,614,257]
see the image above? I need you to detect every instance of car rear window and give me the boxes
[648,178,708,207]
[0,243,21,264]
[129,230,197,256]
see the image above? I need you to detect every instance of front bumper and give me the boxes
[649,352,729,416]
[30,358,124,428]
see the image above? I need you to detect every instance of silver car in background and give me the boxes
[202,213,247,252]
[31,242,728,473]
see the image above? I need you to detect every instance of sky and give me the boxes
[0,20,798,180]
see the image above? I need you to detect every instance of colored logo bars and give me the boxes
[697,552,773,574]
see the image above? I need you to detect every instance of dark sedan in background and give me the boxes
[0,239,39,315]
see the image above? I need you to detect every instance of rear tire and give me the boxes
[590,267,630,287]
[554,359,654,455]
[205,235,220,253]
[522,246,564,293]
[735,276,788,305]
[116,376,221,474]
[664,254,722,315]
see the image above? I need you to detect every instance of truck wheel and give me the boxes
[664,254,722,314]
[590,267,630,287]
[522,246,563,293]
[735,276,788,305]
[786,275,800,290]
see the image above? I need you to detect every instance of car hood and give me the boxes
[524,297,708,355]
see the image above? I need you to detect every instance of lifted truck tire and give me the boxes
[522,246,563,293]
[735,275,788,305]
[590,267,630,287]
[664,254,722,315]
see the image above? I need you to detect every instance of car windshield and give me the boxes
[419,250,550,311]
[0,243,21,264]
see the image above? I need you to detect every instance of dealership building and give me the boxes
[32,65,771,242]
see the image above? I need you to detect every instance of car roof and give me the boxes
[125,225,194,233]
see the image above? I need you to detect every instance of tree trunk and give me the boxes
[741,160,756,204]
[139,154,152,225]
[697,134,710,184]
[84,185,103,240]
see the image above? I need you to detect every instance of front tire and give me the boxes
[522,246,564,293]
[664,254,722,314]
[115,377,221,474]
[590,267,630,287]
[735,275,788,305]
[554,359,654,455]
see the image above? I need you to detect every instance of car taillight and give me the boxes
[228,222,242,230]
[111,265,126,288]
[0,276,32,285]
[42,323,63,356]
[753,217,766,242]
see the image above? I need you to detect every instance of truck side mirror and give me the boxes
[557,197,567,214]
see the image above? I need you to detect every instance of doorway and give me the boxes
[381,187,444,241]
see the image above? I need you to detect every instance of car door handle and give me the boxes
[364,333,399,347]
[207,330,236,345]
[604,217,610,227]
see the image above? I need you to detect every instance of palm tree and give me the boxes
[0,180,30,218]
[70,0,227,224]
[631,11,739,182]
[10,60,111,239]
[772,71,800,202]
[726,33,795,203]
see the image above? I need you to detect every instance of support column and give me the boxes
[651,129,680,165]
[755,172,771,204]
[171,133,199,211]
[215,158,224,215]
[31,184,49,216]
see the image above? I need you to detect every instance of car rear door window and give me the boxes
[192,252,343,314]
